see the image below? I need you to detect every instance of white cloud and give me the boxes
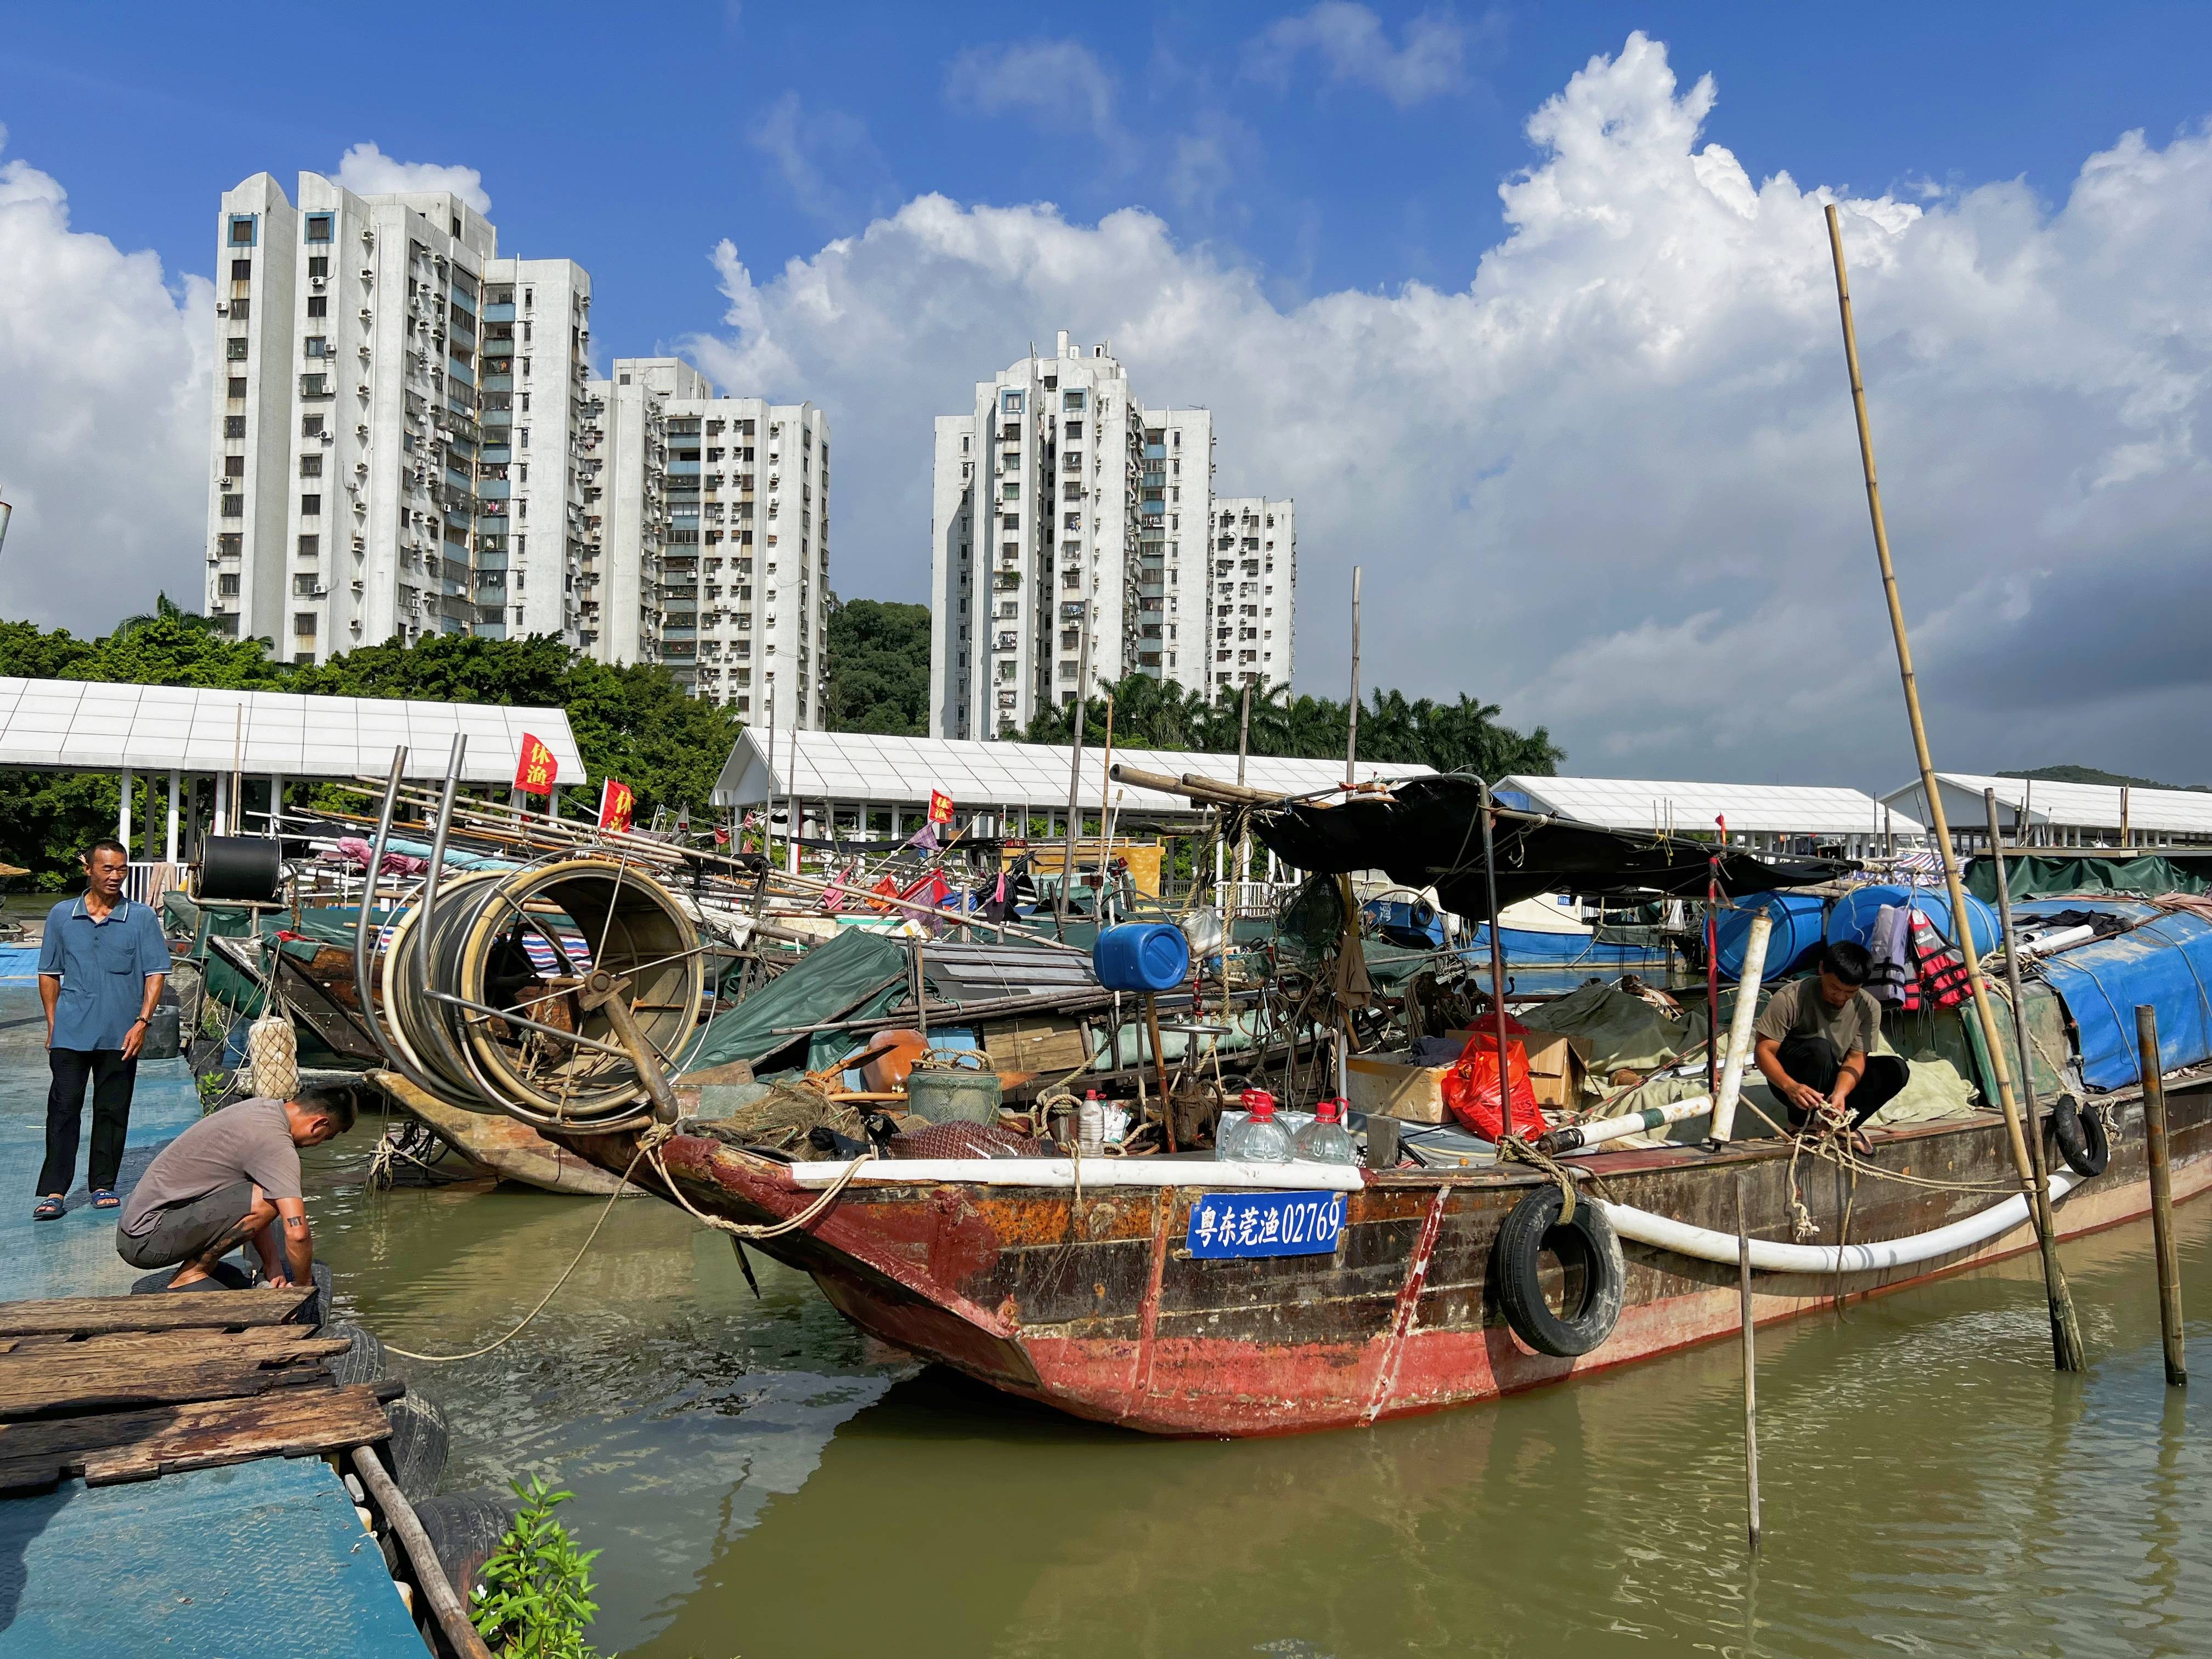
[1245,3,1472,107]
[0,129,210,633]
[748,92,895,226]
[944,40,1125,153]
[332,142,490,214]
[686,32,2212,785]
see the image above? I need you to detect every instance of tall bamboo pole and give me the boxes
[2137,1005,2187,1387]
[1736,1173,1762,1555]
[1825,202,2078,1368]
[1480,780,1514,1139]
[1055,595,1093,935]
[1093,691,1116,906]
[1344,566,1362,788]
[1985,787,2086,1370]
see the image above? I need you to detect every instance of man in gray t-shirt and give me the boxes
[1752,940,1908,1149]
[117,1087,358,1288]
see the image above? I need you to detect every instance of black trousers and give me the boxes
[1778,1035,1908,1131]
[40,1048,136,1196]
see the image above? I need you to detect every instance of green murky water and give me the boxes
[302,1141,2212,1657]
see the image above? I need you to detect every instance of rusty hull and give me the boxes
[580,1086,2212,1437]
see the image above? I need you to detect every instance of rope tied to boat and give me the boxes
[1496,1134,1613,1227]
[638,1119,876,1241]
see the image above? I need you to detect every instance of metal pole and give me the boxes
[2136,1004,2187,1387]
[1479,780,1514,1140]
[1736,1173,1762,1555]
[1237,681,1252,894]
[1985,787,2086,1371]
[1093,691,1116,907]
[1344,566,1362,788]
[166,768,180,865]
[1825,202,2049,1214]
[1706,816,1723,1099]
[414,735,467,994]
[1055,595,1092,934]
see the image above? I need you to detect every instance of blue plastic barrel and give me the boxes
[1092,922,1192,992]
[1825,883,1999,956]
[1715,893,1827,981]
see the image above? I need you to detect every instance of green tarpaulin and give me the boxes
[1964,853,2212,903]
[680,926,912,1075]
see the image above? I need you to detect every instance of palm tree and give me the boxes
[110,591,221,641]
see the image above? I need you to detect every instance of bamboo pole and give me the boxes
[1479,779,1514,1139]
[2136,1004,2187,1387]
[1985,787,2086,1370]
[1708,911,1771,1144]
[1825,202,2072,1351]
[1736,1173,1762,1555]
[1344,566,1362,788]
[1056,601,1093,934]
[351,1446,495,1659]
[1093,691,1116,904]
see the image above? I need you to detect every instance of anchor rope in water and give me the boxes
[385,1124,873,1363]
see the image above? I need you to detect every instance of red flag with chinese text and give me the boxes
[928,789,954,825]
[597,778,636,834]
[514,733,558,796]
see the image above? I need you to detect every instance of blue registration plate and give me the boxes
[1186,1190,1347,1258]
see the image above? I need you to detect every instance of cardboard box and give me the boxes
[1345,1051,1454,1125]
[1444,1026,1593,1109]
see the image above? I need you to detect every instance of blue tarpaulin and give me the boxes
[2039,911,2212,1090]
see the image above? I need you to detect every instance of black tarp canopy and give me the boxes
[1251,775,1850,921]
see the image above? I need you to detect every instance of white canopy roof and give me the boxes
[0,678,586,787]
[1882,772,2212,836]
[714,727,1429,815]
[1500,774,1923,837]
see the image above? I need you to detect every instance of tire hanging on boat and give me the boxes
[1494,1186,1627,1358]
[2052,1094,2110,1178]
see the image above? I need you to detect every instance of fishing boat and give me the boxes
[1465,895,1676,969]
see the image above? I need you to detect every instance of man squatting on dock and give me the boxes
[34,838,167,1221]
[114,1090,357,1290]
[1751,940,1907,1154]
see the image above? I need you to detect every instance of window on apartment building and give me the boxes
[305,215,332,243]
[216,534,241,558]
[301,494,321,516]
[307,256,328,280]
[301,415,323,439]
[299,455,322,478]
[297,535,318,558]
[292,573,319,596]
[304,336,328,358]
[217,573,240,596]
[298,374,328,398]
[225,338,249,362]
[227,216,256,247]
[294,612,318,638]
[306,296,327,318]
[228,377,247,400]
[224,415,246,439]
[222,455,244,479]
[1001,391,1023,414]
[1063,390,1086,411]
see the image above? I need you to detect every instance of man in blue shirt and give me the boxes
[35,839,169,1218]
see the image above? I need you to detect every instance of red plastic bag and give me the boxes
[1441,1015,1547,1142]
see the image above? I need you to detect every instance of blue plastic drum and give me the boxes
[1715,892,1827,981]
[1825,883,1999,956]
[1092,922,1192,993]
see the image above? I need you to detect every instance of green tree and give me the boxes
[470,1475,604,1659]
[823,595,930,735]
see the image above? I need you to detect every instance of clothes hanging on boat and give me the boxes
[1868,902,1913,1006]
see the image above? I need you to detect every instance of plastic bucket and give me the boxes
[1716,893,1827,981]
[906,1066,1003,1126]
[1092,922,1190,993]
[1825,883,1999,956]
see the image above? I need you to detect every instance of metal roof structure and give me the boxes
[1500,774,1925,837]
[713,727,1429,815]
[1881,772,2212,838]
[0,678,585,787]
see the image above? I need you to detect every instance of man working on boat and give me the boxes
[1752,940,1908,1153]
[114,1088,358,1289]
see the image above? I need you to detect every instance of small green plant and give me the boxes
[470,1475,607,1659]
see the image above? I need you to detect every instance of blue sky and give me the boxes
[4,5,2211,784]
[5,3,2208,376]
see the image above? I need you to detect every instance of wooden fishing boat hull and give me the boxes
[562,1081,2212,1436]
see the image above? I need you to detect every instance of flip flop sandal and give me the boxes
[32,1197,63,1221]
[90,1190,120,1209]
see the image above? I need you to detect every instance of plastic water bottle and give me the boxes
[1295,1098,1358,1165]
[1220,1088,1294,1164]
[1077,1090,1105,1156]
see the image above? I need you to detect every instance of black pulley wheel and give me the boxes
[2052,1094,2109,1178]
[1494,1184,1626,1358]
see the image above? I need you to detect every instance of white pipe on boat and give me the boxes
[788,1158,1366,1191]
[1708,911,1771,1143]
[1599,1171,2081,1275]
[1546,1095,1713,1154]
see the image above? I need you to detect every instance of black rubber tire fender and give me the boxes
[2052,1094,2110,1178]
[381,1393,453,1505]
[321,1319,390,1386]
[413,1488,521,1604]
[1494,1184,1626,1358]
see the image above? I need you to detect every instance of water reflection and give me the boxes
[301,1141,2212,1658]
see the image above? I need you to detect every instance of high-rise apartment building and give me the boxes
[927,332,1291,740]
[1204,497,1295,694]
[204,172,594,659]
[583,359,830,725]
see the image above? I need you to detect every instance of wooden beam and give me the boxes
[0,1288,315,1338]
[0,1381,391,1491]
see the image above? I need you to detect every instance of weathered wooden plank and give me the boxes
[0,1288,314,1338]
[0,1383,391,1492]
[0,1330,352,1418]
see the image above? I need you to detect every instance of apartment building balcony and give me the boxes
[481,374,513,395]
[443,466,473,495]
[482,302,517,323]
[479,403,512,428]
[479,444,512,466]
[667,459,702,476]
[476,476,511,500]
